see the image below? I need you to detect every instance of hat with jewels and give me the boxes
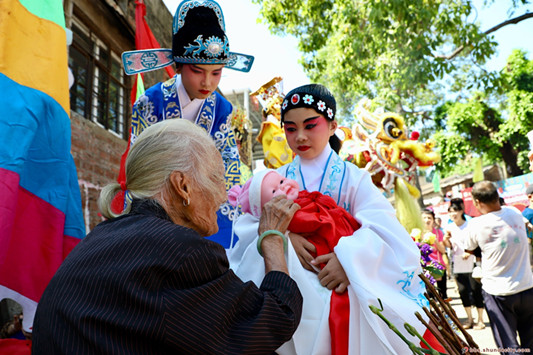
[172,0,228,65]
[122,0,253,75]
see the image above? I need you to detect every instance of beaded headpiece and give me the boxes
[280,84,336,122]
[251,76,284,120]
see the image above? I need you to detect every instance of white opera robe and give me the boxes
[228,148,429,355]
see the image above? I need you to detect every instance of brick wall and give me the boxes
[71,111,127,232]
[68,0,173,233]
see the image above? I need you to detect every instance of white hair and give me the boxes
[99,119,223,218]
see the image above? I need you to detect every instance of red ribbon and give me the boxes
[329,291,350,355]
[287,190,360,355]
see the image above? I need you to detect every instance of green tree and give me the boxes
[433,49,533,177]
[252,0,531,125]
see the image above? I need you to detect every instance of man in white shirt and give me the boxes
[464,181,533,352]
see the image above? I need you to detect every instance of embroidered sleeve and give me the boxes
[216,111,241,190]
[130,77,178,147]
[131,94,157,146]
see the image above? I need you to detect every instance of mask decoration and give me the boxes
[340,98,441,197]
[252,77,294,169]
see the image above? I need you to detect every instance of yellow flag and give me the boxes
[473,157,483,182]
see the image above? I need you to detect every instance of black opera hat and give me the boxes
[172,0,229,65]
[122,0,253,75]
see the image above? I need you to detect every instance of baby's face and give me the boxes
[261,172,299,207]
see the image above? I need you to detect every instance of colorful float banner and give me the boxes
[0,0,85,332]
[432,172,533,220]
[494,172,533,211]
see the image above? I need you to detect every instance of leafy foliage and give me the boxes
[433,50,533,177]
[252,0,533,177]
[252,0,506,122]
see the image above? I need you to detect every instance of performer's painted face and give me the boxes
[261,172,299,208]
[283,108,337,160]
[180,63,224,100]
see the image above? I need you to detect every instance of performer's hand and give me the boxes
[288,232,318,273]
[312,253,350,293]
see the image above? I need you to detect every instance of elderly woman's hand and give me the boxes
[258,195,300,236]
[258,195,300,274]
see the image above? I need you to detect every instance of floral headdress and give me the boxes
[280,83,336,123]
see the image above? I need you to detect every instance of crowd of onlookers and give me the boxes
[426,182,533,351]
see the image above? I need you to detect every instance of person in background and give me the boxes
[255,86,294,169]
[422,209,448,299]
[32,120,303,354]
[448,197,483,268]
[0,312,31,355]
[435,217,443,232]
[446,197,472,224]
[443,202,485,330]
[435,216,451,279]
[0,314,24,340]
[464,181,533,351]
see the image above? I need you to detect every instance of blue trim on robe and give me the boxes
[130,74,241,247]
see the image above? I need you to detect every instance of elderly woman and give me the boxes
[32,120,303,354]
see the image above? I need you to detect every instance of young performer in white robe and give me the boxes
[229,84,440,354]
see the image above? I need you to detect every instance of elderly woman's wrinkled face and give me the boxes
[188,151,226,237]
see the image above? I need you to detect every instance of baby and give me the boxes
[229,169,360,267]
[228,169,360,355]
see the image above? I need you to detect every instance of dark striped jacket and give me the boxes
[32,199,302,354]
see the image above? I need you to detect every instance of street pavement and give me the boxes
[446,276,498,354]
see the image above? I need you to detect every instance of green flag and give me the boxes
[432,170,441,193]
[135,73,145,101]
[473,157,483,182]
